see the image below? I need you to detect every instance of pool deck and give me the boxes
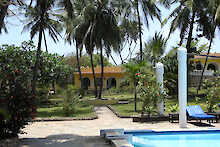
[19,106,220,147]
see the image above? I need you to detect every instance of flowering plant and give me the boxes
[137,72,167,115]
[0,44,37,139]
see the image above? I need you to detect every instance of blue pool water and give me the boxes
[125,130,220,147]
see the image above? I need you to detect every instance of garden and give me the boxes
[1,1,220,146]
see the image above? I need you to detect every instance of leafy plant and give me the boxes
[167,104,179,113]
[137,67,167,115]
[63,85,80,116]
[201,79,220,112]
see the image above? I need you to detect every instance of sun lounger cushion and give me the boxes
[186,105,216,119]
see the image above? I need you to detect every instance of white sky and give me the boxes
[0,3,219,65]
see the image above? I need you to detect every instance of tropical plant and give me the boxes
[123,61,147,111]
[63,85,79,116]
[0,43,37,139]
[137,66,167,115]
[162,47,178,96]
[167,104,179,113]
[73,0,121,99]
[144,32,167,65]
[23,0,62,95]
[198,79,220,112]
[197,0,220,92]
[0,0,24,34]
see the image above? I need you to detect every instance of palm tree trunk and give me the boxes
[75,43,82,88]
[32,29,43,95]
[110,53,117,66]
[118,49,124,64]
[136,0,143,61]
[186,10,195,98]
[98,43,104,99]
[186,11,195,53]
[0,4,8,33]
[43,30,48,52]
[90,53,98,97]
[197,28,215,93]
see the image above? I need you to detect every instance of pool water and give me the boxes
[126,130,220,147]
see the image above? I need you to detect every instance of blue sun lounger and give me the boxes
[186,105,217,123]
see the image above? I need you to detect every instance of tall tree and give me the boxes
[24,0,61,94]
[144,32,167,64]
[139,0,162,60]
[197,0,220,92]
[0,0,24,33]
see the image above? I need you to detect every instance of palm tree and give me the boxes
[123,61,146,112]
[0,0,24,33]
[197,0,220,92]
[139,0,162,60]
[74,0,121,99]
[144,32,167,65]
[23,0,61,94]
[163,0,206,52]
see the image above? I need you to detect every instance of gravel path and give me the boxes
[19,106,220,147]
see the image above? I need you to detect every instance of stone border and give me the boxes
[106,105,134,118]
[32,107,98,122]
[107,105,170,122]
[0,137,19,147]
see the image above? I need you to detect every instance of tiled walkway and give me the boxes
[19,106,220,147]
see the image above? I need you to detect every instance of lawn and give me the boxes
[36,86,219,118]
[37,102,95,118]
[36,91,96,118]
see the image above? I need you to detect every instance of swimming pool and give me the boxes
[125,130,220,147]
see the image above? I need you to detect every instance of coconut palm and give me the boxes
[85,0,121,99]
[23,0,62,94]
[162,0,205,52]
[134,0,162,61]
[197,0,220,91]
[0,0,24,33]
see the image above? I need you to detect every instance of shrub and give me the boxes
[167,104,179,113]
[0,78,37,139]
[0,43,37,139]
[137,70,167,115]
[63,85,79,116]
[197,79,220,112]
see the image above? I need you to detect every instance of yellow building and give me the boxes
[74,66,124,90]
[190,53,220,72]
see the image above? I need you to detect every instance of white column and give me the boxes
[178,47,187,128]
[156,62,164,115]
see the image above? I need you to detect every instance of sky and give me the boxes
[0,3,220,65]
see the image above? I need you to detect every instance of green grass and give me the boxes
[36,90,96,118]
[37,102,95,118]
[37,86,219,118]
[110,102,142,116]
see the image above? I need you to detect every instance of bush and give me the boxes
[167,104,179,113]
[63,85,79,116]
[0,43,37,139]
[137,71,167,115]
[196,79,220,112]
[0,80,37,139]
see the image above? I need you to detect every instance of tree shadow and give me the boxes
[19,134,112,147]
[188,122,215,127]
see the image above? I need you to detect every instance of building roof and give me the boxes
[74,66,123,74]
[194,52,220,59]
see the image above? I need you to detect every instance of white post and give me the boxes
[178,47,187,128]
[156,62,164,115]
